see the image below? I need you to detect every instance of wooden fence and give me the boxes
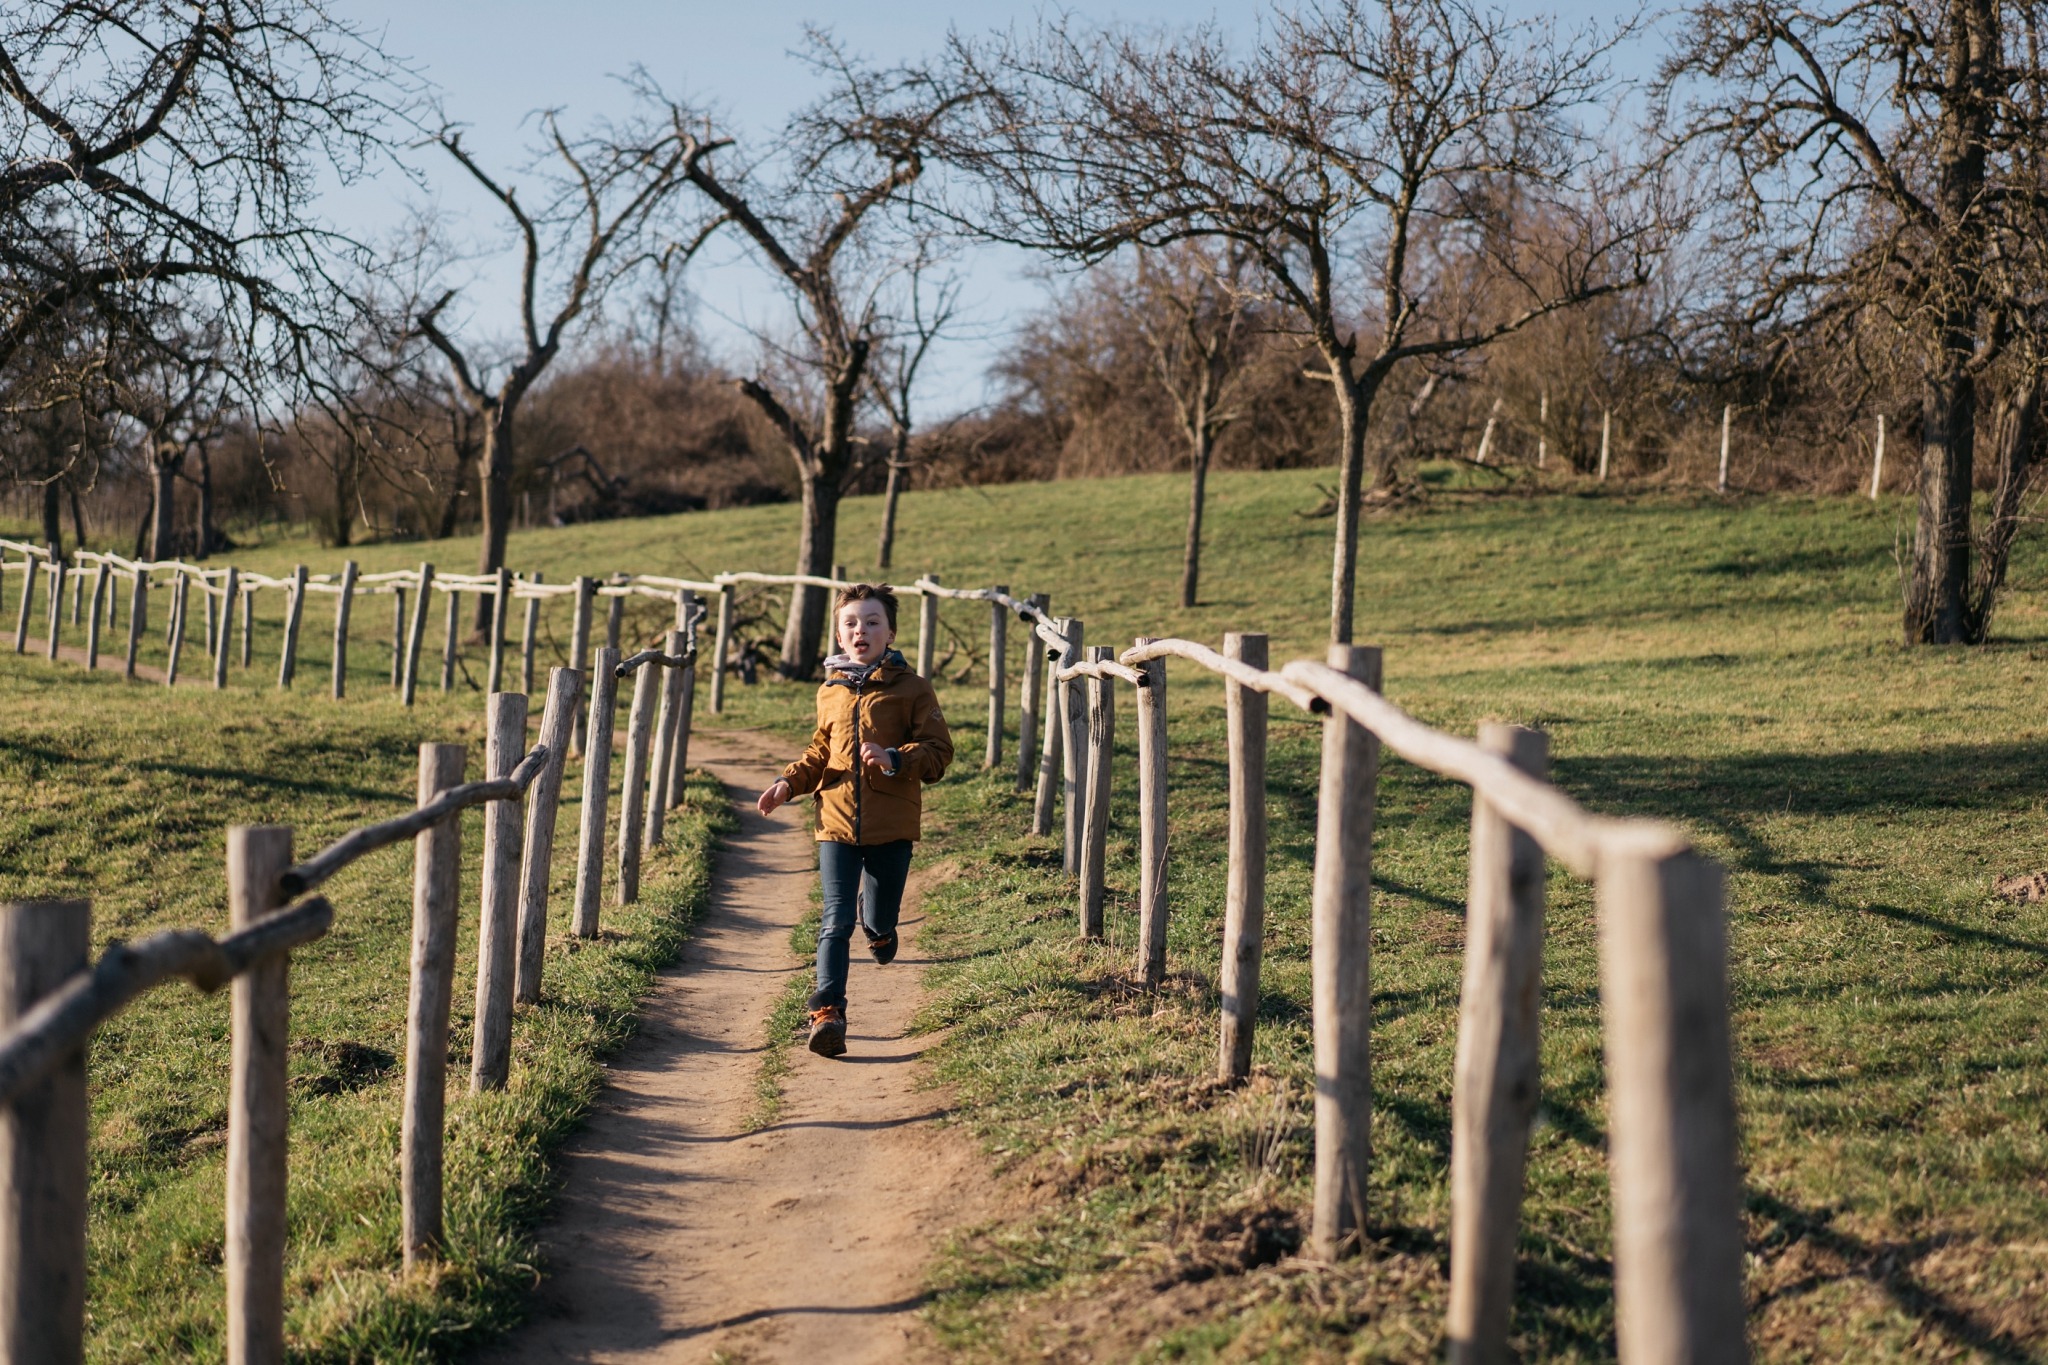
[0,550,1745,1364]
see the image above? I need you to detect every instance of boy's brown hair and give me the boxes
[833,582,899,631]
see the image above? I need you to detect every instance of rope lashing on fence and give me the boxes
[0,895,334,1112]
[277,743,551,900]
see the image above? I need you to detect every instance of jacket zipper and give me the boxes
[851,677,865,843]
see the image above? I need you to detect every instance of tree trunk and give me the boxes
[40,480,62,557]
[877,429,908,571]
[68,483,86,554]
[1905,355,1976,643]
[438,441,478,540]
[780,471,841,678]
[1327,369,1380,644]
[329,445,354,550]
[1181,427,1212,609]
[196,445,220,558]
[474,411,515,635]
[133,492,153,559]
[1964,369,2042,642]
[150,453,178,560]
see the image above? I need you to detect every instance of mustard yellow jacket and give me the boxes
[781,655,953,843]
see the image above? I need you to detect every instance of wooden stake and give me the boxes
[1310,643,1380,1260]
[1218,632,1270,1081]
[85,563,108,671]
[1598,410,1612,481]
[402,564,434,706]
[1017,593,1049,791]
[1447,724,1549,1365]
[645,631,684,847]
[0,898,90,1365]
[605,588,623,651]
[470,692,527,1092]
[1032,630,1063,836]
[239,583,251,668]
[616,664,658,905]
[1475,396,1501,465]
[985,586,1008,769]
[165,571,189,688]
[1134,639,1169,986]
[515,667,582,1005]
[11,555,35,654]
[68,566,80,627]
[573,647,622,937]
[44,557,64,661]
[276,565,308,689]
[520,571,542,695]
[1871,414,1886,499]
[402,744,465,1267]
[225,824,293,1364]
[1717,404,1733,493]
[214,567,238,690]
[440,588,459,692]
[124,570,145,678]
[917,575,940,678]
[486,567,510,694]
[1077,645,1115,938]
[201,573,214,658]
[1059,618,1088,874]
[1538,389,1549,469]
[331,561,358,700]
[390,587,407,689]
[710,584,733,713]
[667,594,697,809]
[570,577,595,756]
[1597,830,1747,1365]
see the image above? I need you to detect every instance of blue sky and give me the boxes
[335,2,1661,416]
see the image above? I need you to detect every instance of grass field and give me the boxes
[10,465,2048,1359]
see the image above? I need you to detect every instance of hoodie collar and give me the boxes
[824,648,907,685]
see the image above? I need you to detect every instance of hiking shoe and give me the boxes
[865,929,898,965]
[806,1005,847,1058]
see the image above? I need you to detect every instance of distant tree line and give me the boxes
[7,0,2048,663]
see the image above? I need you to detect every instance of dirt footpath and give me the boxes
[485,727,989,1365]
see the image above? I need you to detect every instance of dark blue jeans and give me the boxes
[809,839,915,1015]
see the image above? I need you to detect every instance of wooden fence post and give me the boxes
[214,567,239,690]
[225,824,293,1365]
[85,563,108,671]
[331,561,358,699]
[440,589,459,692]
[1871,413,1886,499]
[402,564,434,706]
[667,593,697,809]
[1134,640,1169,985]
[1016,593,1048,791]
[570,577,595,756]
[1599,409,1612,481]
[402,743,465,1267]
[1077,647,1115,938]
[486,567,511,694]
[0,898,90,1365]
[276,565,308,690]
[646,631,685,848]
[605,586,624,651]
[1717,403,1733,493]
[573,647,622,937]
[1447,724,1550,1365]
[616,664,658,905]
[710,584,733,713]
[520,571,542,695]
[470,692,527,1092]
[44,556,63,661]
[1310,643,1381,1260]
[68,564,80,627]
[165,571,190,688]
[201,574,215,660]
[12,554,36,654]
[1219,632,1270,1081]
[239,583,251,668]
[1032,627,1063,837]
[1596,829,1747,1365]
[1060,618,1088,875]
[124,571,145,678]
[515,667,581,1006]
[389,587,407,689]
[917,575,940,678]
[986,586,1008,770]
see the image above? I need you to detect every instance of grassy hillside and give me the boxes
[12,465,2048,1358]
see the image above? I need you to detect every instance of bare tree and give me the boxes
[675,40,963,675]
[943,0,1663,641]
[869,246,966,570]
[414,96,718,628]
[1660,1,2048,643]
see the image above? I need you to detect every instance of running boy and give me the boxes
[756,583,953,1057]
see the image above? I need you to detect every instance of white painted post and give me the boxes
[570,576,596,756]
[1537,389,1549,470]
[1475,397,1501,465]
[43,555,64,661]
[486,567,511,694]
[440,588,460,692]
[124,570,146,678]
[11,554,36,654]
[1310,644,1380,1261]
[520,570,542,695]
[165,571,189,688]
[85,563,108,672]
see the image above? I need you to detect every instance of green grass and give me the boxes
[15,463,2048,1358]
[0,661,733,1361]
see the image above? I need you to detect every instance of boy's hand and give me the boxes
[859,742,895,776]
[756,779,792,816]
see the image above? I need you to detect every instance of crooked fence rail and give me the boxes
[1,546,1745,1364]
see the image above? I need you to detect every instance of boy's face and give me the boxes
[836,599,893,665]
